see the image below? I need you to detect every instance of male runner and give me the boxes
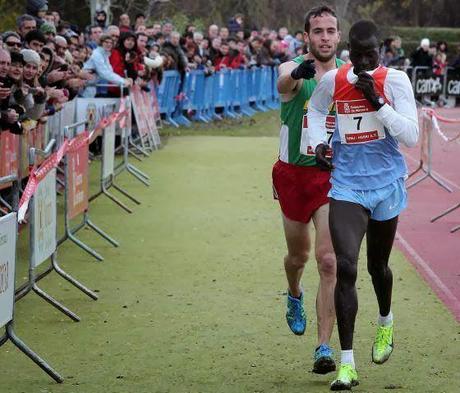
[308,20,419,390]
[272,5,343,374]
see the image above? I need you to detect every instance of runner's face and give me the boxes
[305,13,340,62]
[349,36,380,74]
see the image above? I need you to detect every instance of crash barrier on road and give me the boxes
[0,83,162,382]
[156,65,280,128]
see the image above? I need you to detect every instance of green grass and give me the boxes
[1,112,459,393]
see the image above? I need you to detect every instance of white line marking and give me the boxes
[396,231,460,319]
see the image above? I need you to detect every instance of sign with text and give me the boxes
[67,132,89,219]
[414,73,444,96]
[445,69,460,97]
[0,213,17,328]
[32,169,57,267]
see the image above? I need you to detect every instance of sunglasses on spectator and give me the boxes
[6,41,22,48]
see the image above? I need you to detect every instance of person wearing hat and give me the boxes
[26,0,48,27]
[40,22,56,43]
[20,48,46,120]
[2,32,22,53]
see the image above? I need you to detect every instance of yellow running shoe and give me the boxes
[372,323,394,364]
[330,364,359,391]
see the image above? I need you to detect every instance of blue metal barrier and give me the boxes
[157,70,181,127]
[157,66,280,125]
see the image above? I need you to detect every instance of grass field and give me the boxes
[0,112,459,393]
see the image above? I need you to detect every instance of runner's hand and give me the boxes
[291,59,316,80]
[355,72,381,110]
[315,143,334,171]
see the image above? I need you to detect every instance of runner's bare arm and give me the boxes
[277,61,303,101]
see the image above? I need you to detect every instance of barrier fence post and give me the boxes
[18,139,84,322]
[407,110,453,192]
[0,175,63,383]
[57,122,119,262]
[89,104,141,213]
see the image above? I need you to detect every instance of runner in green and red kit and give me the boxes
[272,5,344,374]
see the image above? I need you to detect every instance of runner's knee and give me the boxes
[316,250,336,279]
[336,257,357,287]
[367,260,391,279]
[285,251,309,269]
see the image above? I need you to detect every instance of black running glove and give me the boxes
[355,72,384,110]
[315,143,333,171]
[291,59,316,80]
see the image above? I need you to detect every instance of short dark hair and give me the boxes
[24,30,46,44]
[349,20,379,43]
[16,14,35,29]
[304,5,338,33]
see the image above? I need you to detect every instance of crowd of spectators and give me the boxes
[2,1,460,135]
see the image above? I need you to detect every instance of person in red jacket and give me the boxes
[109,31,142,95]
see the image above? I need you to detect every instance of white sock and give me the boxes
[378,311,393,327]
[341,350,355,368]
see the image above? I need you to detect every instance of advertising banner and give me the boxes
[0,213,17,328]
[31,169,57,267]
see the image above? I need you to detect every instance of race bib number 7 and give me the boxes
[336,99,386,144]
[300,114,335,157]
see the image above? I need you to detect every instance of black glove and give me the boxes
[291,59,316,80]
[315,143,333,171]
[355,72,384,110]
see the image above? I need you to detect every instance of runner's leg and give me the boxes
[366,216,398,317]
[329,199,369,350]
[312,203,336,345]
[282,213,311,298]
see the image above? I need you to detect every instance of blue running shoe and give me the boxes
[286,291,306,335]
[313,344,336,374]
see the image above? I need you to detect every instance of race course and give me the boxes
[0,112,458,393]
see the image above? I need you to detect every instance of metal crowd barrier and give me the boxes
[157,66,281,128]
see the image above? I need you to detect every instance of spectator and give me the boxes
[208,24,219,40]
[161,31,188,75]
[106,25,121,46]
[40,22,56,43]
[44,11,55,26]
[339,49,350,63]
[274,40,290,64]
[87,25,103,50]
[137,33,148,56]
[450,44,460,69]
[94,10,107,29]
[289,30,303,56]
[433,51,447,75]
[410,38,433,69]
[82,34,131,97]
[257,38,276,66]
[228,13,244,34]
[0,48,22,134]
[16,14,37,39]
[20,48,47,120]
[24,30,46,53]
[162,22,173,40]
[2,32,22,53]
[151,23,162,36]
[134,13,146,31]
[119,14,131,33]
[209,37,222,64]
[110,31,141,81]
[25,0,48,27]
[219,27,229,40]
[278,27,288,40]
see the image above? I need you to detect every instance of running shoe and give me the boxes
[330,364,359,391]
[285,291,306,335]
[313,343,336,374]
[372,323,394,364]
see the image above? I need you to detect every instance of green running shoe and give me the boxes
[330,364,359,391]
[372,323,394,364]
